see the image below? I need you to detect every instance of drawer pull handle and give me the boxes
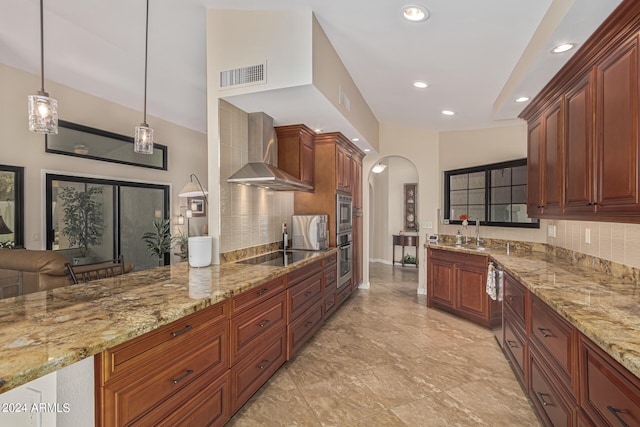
[259,359,270,370]
[258,319,271,328]
[171,325,193,338]
[304,291,313,297]
[537,327,552,338]
[506,340,518,349]
[507,295,515,301]
[607,405,630,427]
[172,369,194,384]
[305,321,314,328]
[537,392,552,407]
[257,288,270,296]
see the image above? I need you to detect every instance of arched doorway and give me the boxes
[366,156,420,287]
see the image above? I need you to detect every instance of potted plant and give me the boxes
[174,231,189,262]
[58,187,104,264]
[142,218,174,266]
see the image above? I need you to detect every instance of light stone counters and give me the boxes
[426,242,640,382]
[0,249,335,394]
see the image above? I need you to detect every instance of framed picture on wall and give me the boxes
[404,183,417,231]
[188,198,206,217]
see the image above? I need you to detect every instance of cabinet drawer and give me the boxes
[288,259,322,286]
[288,302,323,359]
[102,302,226,382]
[230,291,286,365]
[324,265,337,291]
[288,270,323,320]
[579,335,640,427]
[323,291,337,320]
[142,369,230,427]
[530,352,575,427]
[102,319,228,427]
[503,308,526,384]
[231,333,287,412]
[229,276,286,316]
[336,284,351,307]
[504,273,526,325]
[530,295,575,394]
[323,253,337,269]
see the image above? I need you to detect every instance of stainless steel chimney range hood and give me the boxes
[227,112,313,191]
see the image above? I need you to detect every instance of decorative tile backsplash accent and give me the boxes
[219,100,294,254]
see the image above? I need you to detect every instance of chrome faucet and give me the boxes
[475,219,483,246]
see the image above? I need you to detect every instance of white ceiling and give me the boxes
[0,0,623,143]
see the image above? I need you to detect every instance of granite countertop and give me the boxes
[0,249,335,394]
[426,242,640,381]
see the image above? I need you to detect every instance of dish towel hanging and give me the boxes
[486,262,497,301]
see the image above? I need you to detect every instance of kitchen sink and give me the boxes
[461,245,497,252]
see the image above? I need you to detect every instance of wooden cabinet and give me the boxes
[564,72,595,214]
[521,1,640,223]
[578,334,640,427]
[229,279,288,413]
[530,350,576,427]
[286,260,323,359]
[501,270,640,427]
[426,249,501,328]
[529,294,577,396]
[95,302,230,427]
[595,35,640,214]
[527,100,562,217]
[275,124,316,191]
[322,254,338,320]
[294,131,364,266]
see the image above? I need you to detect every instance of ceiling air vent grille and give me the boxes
[220,63,266,89]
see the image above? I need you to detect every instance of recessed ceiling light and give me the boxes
[314,128,323,133]
[515,96,530,103]
[551,43,576,54]
[402,5,429,22]
[352,137,360,142]
[442,110,455,116]
[413,81,428,89]
[364,148,371,152]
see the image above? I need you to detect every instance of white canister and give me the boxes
[188,236,212,267]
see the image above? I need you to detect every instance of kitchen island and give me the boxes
[0,249,335,395]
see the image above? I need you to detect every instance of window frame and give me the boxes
[444,158,539,229]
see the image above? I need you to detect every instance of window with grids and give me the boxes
[444,159,539,228]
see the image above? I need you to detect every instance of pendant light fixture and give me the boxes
[134,0,154,154]
[28,0,58,135]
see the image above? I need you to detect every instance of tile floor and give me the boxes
[227,262,540,426]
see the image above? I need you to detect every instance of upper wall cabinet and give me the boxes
[520,0,640,223]
[275,124,316,191]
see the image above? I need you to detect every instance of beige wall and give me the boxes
[437,123,547,243]
[218,100,294,254]
[0,64,207,262]
[363,123,439,291]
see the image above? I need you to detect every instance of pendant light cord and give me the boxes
[39,0,45,92]
[143,0,149,124]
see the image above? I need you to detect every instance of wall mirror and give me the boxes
[0,165,24,248]
[46,120,168,170]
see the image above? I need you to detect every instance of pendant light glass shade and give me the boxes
[28,92,58,134]
[134,0,154,154]
[28,0,58,135]
[134,123,154,154]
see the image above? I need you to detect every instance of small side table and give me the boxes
[392,234,419,268]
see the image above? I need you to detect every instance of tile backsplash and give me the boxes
[219,100,294,254]
[440,218,640,270]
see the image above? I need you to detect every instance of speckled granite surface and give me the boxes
[0,250,334,394]
[427,242,640,381]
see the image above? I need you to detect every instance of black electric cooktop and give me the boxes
[237,251,312,267]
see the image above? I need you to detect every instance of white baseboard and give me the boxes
[369,258,393,265]
[358,281,370,289]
